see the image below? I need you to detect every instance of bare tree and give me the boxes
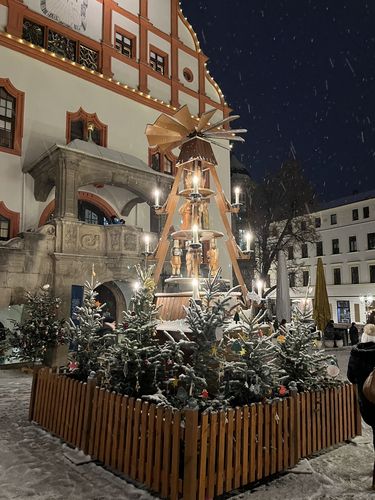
[246,159,318,294]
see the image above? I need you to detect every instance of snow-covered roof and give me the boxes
[319,189,375,211]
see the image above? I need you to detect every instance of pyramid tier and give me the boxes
[178,188,215,199]
[171,229,224,241]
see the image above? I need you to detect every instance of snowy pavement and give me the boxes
[1,368,374,499]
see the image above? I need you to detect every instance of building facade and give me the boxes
[271,191,375,325]
[0,0,232,325]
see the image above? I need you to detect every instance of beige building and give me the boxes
[0,0,232,326]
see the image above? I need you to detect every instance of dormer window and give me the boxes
[66,108,107,147]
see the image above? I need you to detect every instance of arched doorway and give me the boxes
[94,282,127,324]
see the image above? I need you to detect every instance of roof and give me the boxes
[230,154,251,175]
[319,189,375,211]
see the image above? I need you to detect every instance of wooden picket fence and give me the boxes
[29,369,362,499]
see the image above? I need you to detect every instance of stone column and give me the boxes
[55,154,79,219]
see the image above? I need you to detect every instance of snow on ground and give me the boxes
[1,355,374,500]
[0,370,154,500]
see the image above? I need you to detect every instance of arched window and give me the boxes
[0,79,24,156]
[0,201,20,240]
[66,108,108,147]
[78,200,109,225]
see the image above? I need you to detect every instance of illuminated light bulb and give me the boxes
[193,175,199,195]
[154,189,160,207]
[192,278,200,301]
[256,279,264,297]
[133,281,140,291]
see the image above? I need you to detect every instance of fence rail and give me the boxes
[29,369,362,499]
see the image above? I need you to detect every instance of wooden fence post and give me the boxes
[290,389,300,467]
[82,372,97,455]
[28,366,40,421]
[183,409,199,500]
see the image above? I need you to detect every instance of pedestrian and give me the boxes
[349,322,359,345]
[347,323,375,489]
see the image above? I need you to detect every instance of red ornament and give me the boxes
[69,361,78,371]
[201,389,209,398]
[279,385,287,396]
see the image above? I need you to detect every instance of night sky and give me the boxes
[182,0,375,202]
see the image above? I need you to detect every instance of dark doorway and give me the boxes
[95,284,117,319]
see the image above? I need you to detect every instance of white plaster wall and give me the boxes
[178,49,199,92]
[205,77,221,104]
[148,0,171,35]
[117,0,138,16]
[111,57,139,89]
[178,17,195,50]
[178,91,199,116]
[0,5,7,31]
[23,0,102,41]
[148,75,171,103]
[112,12,140,58]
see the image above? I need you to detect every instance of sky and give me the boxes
[181,0,375,201]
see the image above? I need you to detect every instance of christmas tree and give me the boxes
[276,304,338,391]
[9,284,65,363]
[223,309,282,405]
[69,279,115,380]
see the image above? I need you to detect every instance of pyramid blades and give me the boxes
[203,115,240,133]
[145,124,184,148]
[153,113,191,136]
[172,105,197,132]
[196,108,217,133]
[205,134,245,142]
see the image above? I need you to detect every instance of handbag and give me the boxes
[363,368,375,404]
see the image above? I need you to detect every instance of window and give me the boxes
[315,217,321,228]
[150,48,167,75]
[0,79,24,156]
[332,238,340,254]
[23,19,99,71]
[78,201,109,225]
[302,270,309,287]
[164,157,173,175]
[66,108,107,147]
[0,214,10,241]
[351,267,359,284]
[301,243,308,258]
[363,206,370,218]
[316,241,323,256]
[349,236,357,252]
[289,272,296,287]
[0,87,15,150]
[330,214,337,225]
[333,268,341,285]
[337,300,350,323]
[287,246,294,260]
[149,149,176,175]
[0,201,20,239]
[352,209,359,221]
[368,233,375,250]
[115,31,134,58]
[370,265,375,283]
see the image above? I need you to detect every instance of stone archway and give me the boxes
[95,281,127,324]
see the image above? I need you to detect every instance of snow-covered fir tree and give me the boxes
[69,279,115,380]
[276,304,338,391]
[223,309,282,405]
[9,284,66,363]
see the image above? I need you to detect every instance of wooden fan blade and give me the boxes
[206,128,247,135]
[205,135,245,142]
[159,140,183,153]
[172,105,196,132]
[196,109,217,133]
[146,125,184,148]
[153,113,191,136]
[203,115,240,133]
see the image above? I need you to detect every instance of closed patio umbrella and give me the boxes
[276,250,291,322]
[313,257,331,331]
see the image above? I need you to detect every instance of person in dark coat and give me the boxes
[349,322,359,345]
[347,323,375,453]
